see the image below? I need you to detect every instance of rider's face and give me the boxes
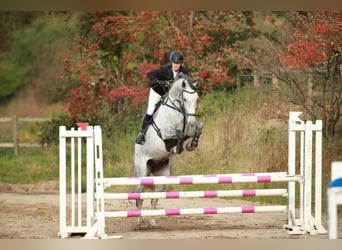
[172,61,181,72]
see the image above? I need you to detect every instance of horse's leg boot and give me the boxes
[175,130,184,154]
[192,121,204,147]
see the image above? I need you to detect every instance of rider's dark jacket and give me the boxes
[147,64,189,96]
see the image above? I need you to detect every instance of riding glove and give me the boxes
[159,80,171,88]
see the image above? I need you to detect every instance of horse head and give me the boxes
[168,73,199,121]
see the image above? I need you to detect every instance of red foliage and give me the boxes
[280,11,341,70]
[136,61,160,82]
[108,86,149,107]
[59,11,258,120]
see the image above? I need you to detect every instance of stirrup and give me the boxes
[135,133,145,145]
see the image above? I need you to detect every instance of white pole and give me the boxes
[314,120,323,226]
[77,135,82,227]
[71,128,75,227]
[94,126,106,238]
[59,126,67,238]
[287,111,304,227]
[328,189,338,239]
[86,126,94,228]
[303,121,313,233]
[299,129,304,225]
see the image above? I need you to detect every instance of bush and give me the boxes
[0,12,79,99]
[0,60,28,99]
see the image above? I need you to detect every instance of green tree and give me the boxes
[0,12,79,101]
[0,12,40,99]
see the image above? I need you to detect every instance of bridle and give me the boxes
[162,81,197,117]
[151,79,198,139]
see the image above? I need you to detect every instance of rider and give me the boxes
[135,50,190,145]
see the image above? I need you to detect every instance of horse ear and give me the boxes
[182,80,186,88]
[191,81,199,90]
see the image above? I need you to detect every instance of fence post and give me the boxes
[13,116,18,155]
[253,70,260,87]
[272,73,278,87]
[307,73,313,106]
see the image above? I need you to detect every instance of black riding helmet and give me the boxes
[169,50,184,63]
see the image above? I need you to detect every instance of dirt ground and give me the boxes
[0,181,340,239]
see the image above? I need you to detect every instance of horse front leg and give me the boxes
[186,121,204,151]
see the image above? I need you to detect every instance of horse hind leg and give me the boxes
[135,184,145,230]
[148,158,170,228]
[149,184,164,228]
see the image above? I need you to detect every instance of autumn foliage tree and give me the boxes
[56,11,258,134]
[249,11,341,141]
[281,11,341,141]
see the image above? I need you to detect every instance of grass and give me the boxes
[0,146,58,184]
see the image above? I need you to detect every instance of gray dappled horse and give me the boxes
[133,73,204,229]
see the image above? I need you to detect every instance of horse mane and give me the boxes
[174,72,197,90]
[175,72,193,83]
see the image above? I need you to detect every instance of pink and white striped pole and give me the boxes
[103,189,288,200]
[103,173,301,187]
[104,205,287,218]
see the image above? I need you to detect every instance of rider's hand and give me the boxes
[159,80,170,88]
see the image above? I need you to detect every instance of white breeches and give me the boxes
[146,88,162,115]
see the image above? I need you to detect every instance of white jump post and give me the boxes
[58,111,326,239]
[58,123,96,238]
[284,111,325,235]
[328,161,342,239]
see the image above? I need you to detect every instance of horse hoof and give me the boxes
[186,142,195,151]
[150,222,160,229]
[150,224,160,229]
[135,223,146,230]
[135,218,145,230]
[171,147,183,154]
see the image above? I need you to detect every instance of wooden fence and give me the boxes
[0,116,50,155]
[239,71,323,100]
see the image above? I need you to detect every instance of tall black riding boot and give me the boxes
[135,114,153,145]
